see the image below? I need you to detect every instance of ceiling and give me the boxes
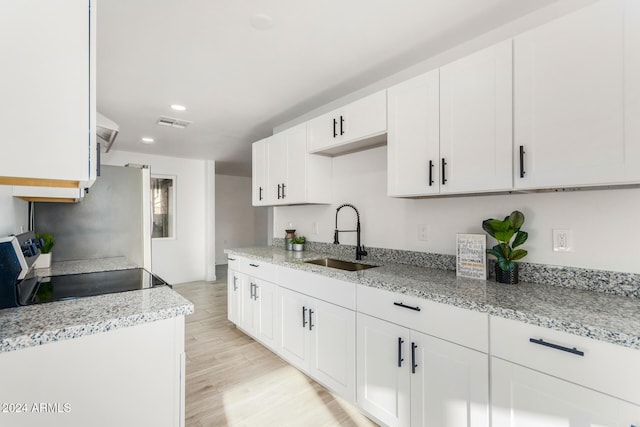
[97,0,559,176]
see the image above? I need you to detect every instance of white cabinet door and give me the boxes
[238,273,255,335]
[514,0,638,189]
[254,279,277,351]
[280,123,307,204]
[440,40,513,194]
[387,70,440,197]
[0,0,96,187]
[251,139,268,206]
[626,0,640,181]
[310,298,356,403]
[278,287,311,371]
[357,313,411,427]
[227,269,243,324]
[267,134,287,204]
[492,358,640,427]
[307,91,387,155]
[410,331,489,427]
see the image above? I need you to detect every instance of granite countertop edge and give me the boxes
[0,287,195,354]
[225,247,640,350]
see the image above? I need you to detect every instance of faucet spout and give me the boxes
[334,203,367,260]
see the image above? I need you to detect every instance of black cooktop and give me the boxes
[17,268,168,306]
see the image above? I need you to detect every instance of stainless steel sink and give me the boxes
[304,258,378,271]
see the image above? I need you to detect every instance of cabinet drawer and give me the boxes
[226,254,241,271]
[491,315,640,405]
[239,258,277,282]
[357,285,488,352]
[278,267,356,310]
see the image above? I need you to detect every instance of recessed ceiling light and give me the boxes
[141,137,155,144]
[170,104,186,111]
[250,13,273,31]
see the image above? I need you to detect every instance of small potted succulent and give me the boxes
[292,236,306,252]
[482,210,528,284]
[34,233,55,269]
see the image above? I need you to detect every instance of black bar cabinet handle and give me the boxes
[254,284,259,300]
[428,160,434,186]
[411,342,418,373]
[393,302,421,312]
[249,263,259,267]
[340,115,345,135]
[333,118,337,138]
[233,276,238,291]
[529,338,584,357]
[398,337,404,367]
[277,184,281,199]
[250,283,255,300]
[308,309,314,331]
[519,145,526,178]
[228,257,236,261]
[281,183,286,198]
[302,306,308,328]
[259,186,263,201]
[441,158,447,185]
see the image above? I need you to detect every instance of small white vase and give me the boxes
[34,252,52,269]
[293,243,305,252]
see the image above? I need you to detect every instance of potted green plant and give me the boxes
[292,236,306,252]
[34,233,55,269]
[482,210,528,284]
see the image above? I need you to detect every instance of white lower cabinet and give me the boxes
[278,286,356,402]
[356,313,489,427]
[492,357,640,427]
[238,276,278,351]
[227,269,243,324]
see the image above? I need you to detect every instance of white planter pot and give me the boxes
[34,252,52,269]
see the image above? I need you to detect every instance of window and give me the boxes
[151,175,176,239]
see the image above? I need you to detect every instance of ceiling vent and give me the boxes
[156,116,192,129]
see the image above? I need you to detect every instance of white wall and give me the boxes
[0,186,28,236]
[215,174,268,264]
[102,150,210,284]
[274,146,640,274]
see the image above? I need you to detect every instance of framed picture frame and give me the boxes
[456,234,487,280]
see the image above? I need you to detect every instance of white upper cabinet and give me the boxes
[514,0,640,189]
[387,70,440,197]
[307,91,387,156]
[440,40,513,194]
[252,138,268,206]
[252,123,331,206]
[0,0,96,188]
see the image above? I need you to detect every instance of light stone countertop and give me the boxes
[0,258,194,354]
[225,246,640,350]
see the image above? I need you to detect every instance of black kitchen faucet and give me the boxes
[333,203,368,260]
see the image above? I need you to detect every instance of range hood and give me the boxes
[96,112,119,152]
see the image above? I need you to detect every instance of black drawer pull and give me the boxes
[228,257,236,261]
[529,338,584,357]
[333,118,338,138]
[519,145,526,178]
[411,342,418,374]
[393,302,421,312]
[302,306,307,328]
[308,309,314,331]
[249,263,259,267]
[428,160,434,186]
[398,337,404,367]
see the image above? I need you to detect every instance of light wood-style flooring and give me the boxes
[173,268,377,427]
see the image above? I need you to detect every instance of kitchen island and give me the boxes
[0,259,194,427]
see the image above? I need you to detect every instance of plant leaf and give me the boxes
[509,210,525,230]
[512,231,528,248]
[498,259,515,271]
[494,229,515,243]
[486,247,502,259]
[481,220,496,238]
[510,249,528,261]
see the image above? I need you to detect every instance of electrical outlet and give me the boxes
[418,224,429,241]
[552,229,572,252]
